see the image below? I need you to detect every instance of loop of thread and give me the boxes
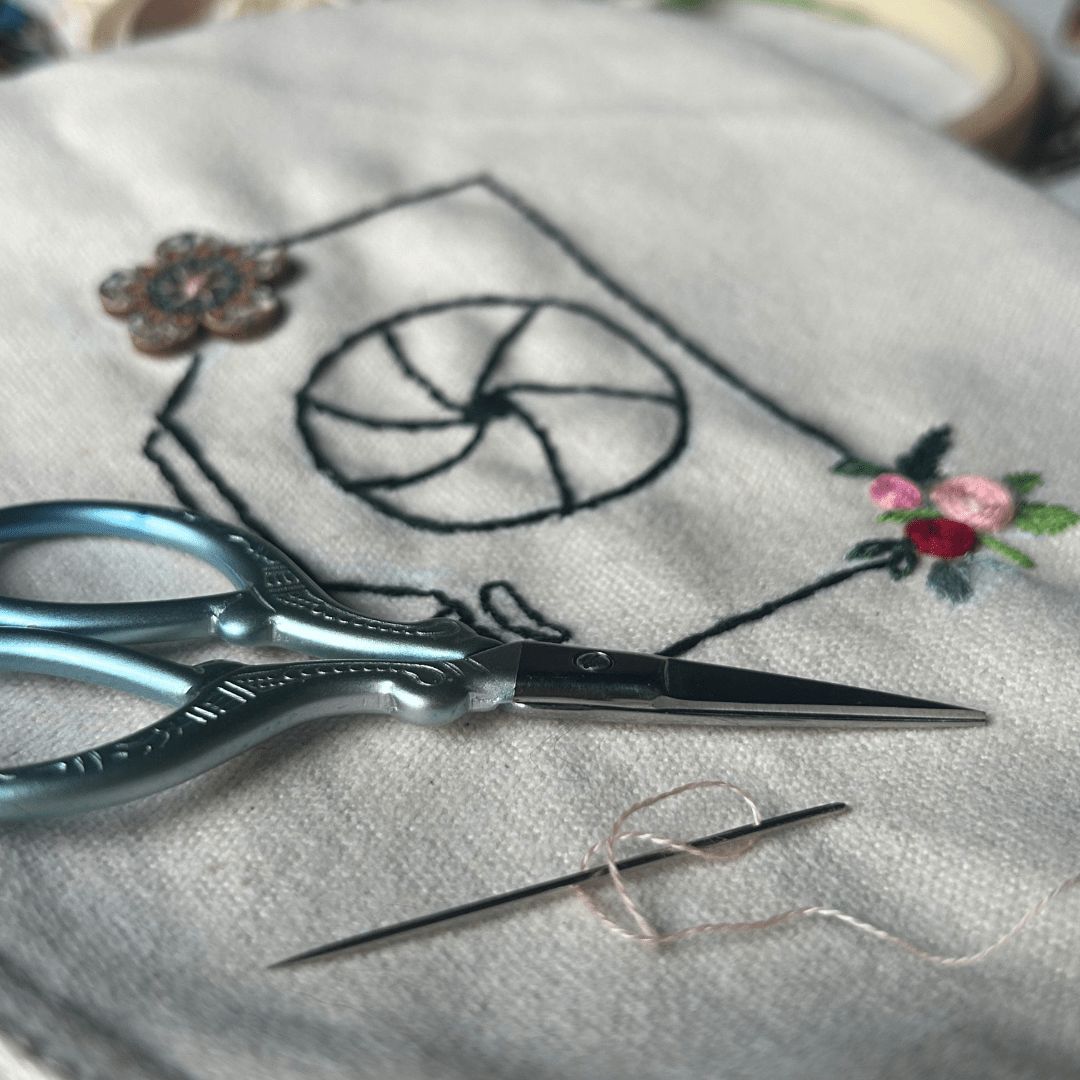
[573,778,1079,965]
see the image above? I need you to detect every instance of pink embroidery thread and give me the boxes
[930,475,1015,532]
[835,427,1079,602]
[576,779,1079,965]
[869,473,922,511]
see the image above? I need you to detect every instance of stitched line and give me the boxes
[472,303,540,394]
[272,172,852,458]
[501,382,679,406]
[304,398,470,430]
[479,580,572,642]
[145,355,344,592]
[145,175,879,662]
[476,175,854,460]
[342,425,488,492]
[295,295,688,533]
[143,427,201,509]
[383,326,462,412]
[659,557,892,657]
[502,396,576,513]
[141,359,509,643]
[269,174,490,248]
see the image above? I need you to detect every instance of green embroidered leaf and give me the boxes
[846,539,900,561]
[877,508,939,523]
[895,425,952,483]
[1013,503,1080,535]
[1004,472,1043,496]
[926,558,973,604]
[832,457,886,478]
[980,536,1035,568]
[887,540,918,580]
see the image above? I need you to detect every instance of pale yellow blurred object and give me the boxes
[44,0,1043,161]
[823,0,1043,161]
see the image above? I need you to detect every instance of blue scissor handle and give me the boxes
[0,501,495,662]
[0,627,517,822]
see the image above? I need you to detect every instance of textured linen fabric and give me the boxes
[0,2,1079,1077]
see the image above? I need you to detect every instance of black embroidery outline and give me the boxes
[659,558,891,657]
[295,296,689,533]
[479,580,572,643]
[271,174,853,460]
[143,355,512,643]
[141,173,889,656]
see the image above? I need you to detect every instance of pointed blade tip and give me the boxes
[914,704,987,725]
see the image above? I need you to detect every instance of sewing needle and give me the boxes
[270,801,846,969]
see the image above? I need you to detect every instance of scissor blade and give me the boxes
[269,801,846,968]
[506,642,986,726]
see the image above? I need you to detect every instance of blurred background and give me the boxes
[7,0,1080,210]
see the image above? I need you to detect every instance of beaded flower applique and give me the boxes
[99,233,289,355]
[835,426,1079,603]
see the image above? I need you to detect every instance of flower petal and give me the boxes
[930,475,1015,532]
[869,473,922,510]
[127,311,199,354]
[99,269,143,316]
[201,286,280,338]
[155,233,225,261]
[237,244,289,283]
[904,517,977,559]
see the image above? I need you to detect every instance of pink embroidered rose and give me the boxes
[930,475,1015,532]
[869,473,922,511]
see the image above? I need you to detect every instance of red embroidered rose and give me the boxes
[904,518,977,559]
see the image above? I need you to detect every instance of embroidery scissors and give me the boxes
[0,500,985,822]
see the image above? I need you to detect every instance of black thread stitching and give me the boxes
[658,558,891,657]
[501,396,576,513]
[473,175,854,460]
[501,382,679,406]
[142,357,502,642]
[472,303,540,395]
[271,172,852,459]
[143,174,884,655]
[302,398,470,431]
[343,426,488,493]
[383,325,463,412]
[295,295,689,532]
[270,174,490,247]
[479,580,573,643]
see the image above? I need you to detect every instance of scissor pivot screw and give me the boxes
[574,651,612,672]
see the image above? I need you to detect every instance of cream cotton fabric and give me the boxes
[1,2,1080,1077]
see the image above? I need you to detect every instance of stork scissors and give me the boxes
[0,501,985,822]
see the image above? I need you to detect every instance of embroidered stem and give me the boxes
[659,557,891,658]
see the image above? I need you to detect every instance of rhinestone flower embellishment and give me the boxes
[99,233,288,354]
[835,426,1079,603]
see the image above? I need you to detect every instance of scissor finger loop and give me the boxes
[0,501,493,660]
